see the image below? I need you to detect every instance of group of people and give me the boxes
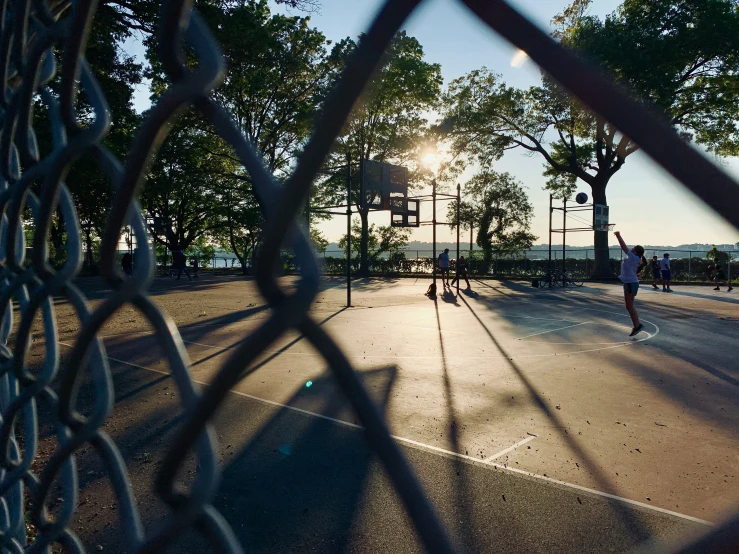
[617,232,734,337]
[647,253,673,292]
[424,248,472,296]
[438,248,471,289]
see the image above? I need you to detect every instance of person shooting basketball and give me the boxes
[614,231,644,337]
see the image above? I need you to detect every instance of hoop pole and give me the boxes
[456,183,460,295]
[346,155,352,307]
[562,197,567,273]
[432,179,437,289]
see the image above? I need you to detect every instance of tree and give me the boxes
[141,112,230,254]
[194,0,335,272]
[318,32,442,277]
[447,171,536,270]
[706,244,730,265]
[438,0,739,277]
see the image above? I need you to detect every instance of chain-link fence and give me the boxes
[1,1,737,553]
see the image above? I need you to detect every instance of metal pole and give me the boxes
[456,183,460,295]
[346,157,352,307]
[562,197,567,274]
[548,194,552,275]
[688,250,692,283]
[432,179,437,289]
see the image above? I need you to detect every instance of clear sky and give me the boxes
[128,0,739,248]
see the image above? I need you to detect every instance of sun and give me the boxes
[422,152,437,167]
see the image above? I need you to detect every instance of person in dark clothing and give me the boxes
[192,257,199,279]
[650,255,661,289]
[173,250,191,281]
[121,252,133,277]
[450,255,471,289]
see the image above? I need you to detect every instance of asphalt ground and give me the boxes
[24,275,739,552]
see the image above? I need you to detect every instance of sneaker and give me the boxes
[629,324,645,337]
[652,284,658,290]
[666,288,672,292]
[714,286,721,291]
[728,287,734,292]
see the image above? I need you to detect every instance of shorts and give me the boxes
[652,269,660,279]
[439,267,449,274]
[715,271,726,281]
[661,270,671,281]
[623,282,639,295]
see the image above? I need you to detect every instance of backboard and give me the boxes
[593,204,610,231]
[391,199,420,228]
[361,160,409,210]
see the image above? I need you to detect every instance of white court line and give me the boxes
[516,322,589,340]
[483,435,536,462]
[57,342,710,527]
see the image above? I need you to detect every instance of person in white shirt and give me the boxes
[615,231,645,337]
[438,248,451,287]
[659,253,672,292]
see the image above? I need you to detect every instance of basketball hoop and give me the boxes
[594,223,616,232]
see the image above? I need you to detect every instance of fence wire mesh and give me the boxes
[0,0,736,553]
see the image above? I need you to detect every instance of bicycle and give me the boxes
[557,270,584,287]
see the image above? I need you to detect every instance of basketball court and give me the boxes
[43,275,739,552]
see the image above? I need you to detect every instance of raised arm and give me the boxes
[614,231,629,254]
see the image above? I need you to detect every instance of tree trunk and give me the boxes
[359,208,369,277]
[591,180,613,279]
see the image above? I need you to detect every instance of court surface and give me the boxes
[42,275,739,552]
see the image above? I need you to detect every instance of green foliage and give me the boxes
[706,245,730,264]
[310,228,329,253]
[448,171,536,265]
[569,0,739,157]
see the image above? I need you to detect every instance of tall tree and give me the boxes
[141,112,231,254]
[193,0,334,272]
[447,171,536,269]
[318,32,442,277]
[438,0,739,277]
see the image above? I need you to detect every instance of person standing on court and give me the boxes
[614,231,644,336]
[659,253,672,292]
[650,255,661,290]
[451,255,471,289]
[438,248,451,288]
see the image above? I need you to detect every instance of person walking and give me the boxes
[121,252,133,277]
[173,250,191,281]
[711,264,733,292]
[659,253,672,292]
[615,231,645,337]
[451,255,471,289]
[438,248,451,288]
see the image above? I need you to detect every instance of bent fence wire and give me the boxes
[0,0,736,552]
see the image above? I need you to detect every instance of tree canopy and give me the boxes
[448,171,536,267]
[438,0,739,276]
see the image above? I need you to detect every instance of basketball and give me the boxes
[575,192,588,204]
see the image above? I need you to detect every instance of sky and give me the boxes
[127,0,739,248]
